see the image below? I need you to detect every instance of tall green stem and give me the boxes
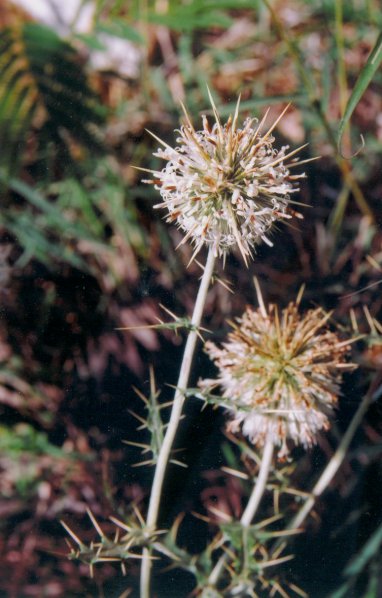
[208,435,274,588]
[140,247,216,598]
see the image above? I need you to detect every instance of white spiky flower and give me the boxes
[199,285,356,458]
[143,92,309,264]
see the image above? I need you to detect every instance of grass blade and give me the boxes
[338,31,382,156]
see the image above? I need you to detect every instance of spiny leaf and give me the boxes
[128,367,167,465]
[117,303,209,338]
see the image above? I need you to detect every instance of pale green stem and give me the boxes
[290,390,373,532]
[208,435,274,588]
[140,247,216,598]
[241,435,274,527]
[272,388,375,556]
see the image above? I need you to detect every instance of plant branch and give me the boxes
[140,246,216,598]
[208,434,274,588]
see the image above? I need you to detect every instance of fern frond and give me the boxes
[0,22,105,174]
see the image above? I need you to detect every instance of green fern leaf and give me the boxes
[0,22,106,174]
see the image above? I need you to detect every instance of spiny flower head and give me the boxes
[200,286,356,458]
[144,91,308,264]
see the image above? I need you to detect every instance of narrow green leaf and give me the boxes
[344,521,382,576]
[338,31,382,154]
[2,213,85,269]
[74,33,107,51]
[328,581,352,598]
[0,175,101,244]
[96,19,145,44]
[210,94,307,117]
[158,12,232,30]
[22,22,69,52]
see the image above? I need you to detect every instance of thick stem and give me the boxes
[208,435,274,588]
[140,247,216,598]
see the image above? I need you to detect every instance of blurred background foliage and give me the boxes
[1,0,382,596]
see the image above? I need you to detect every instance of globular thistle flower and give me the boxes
[200,286,356,458]
[144,91,309,264]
